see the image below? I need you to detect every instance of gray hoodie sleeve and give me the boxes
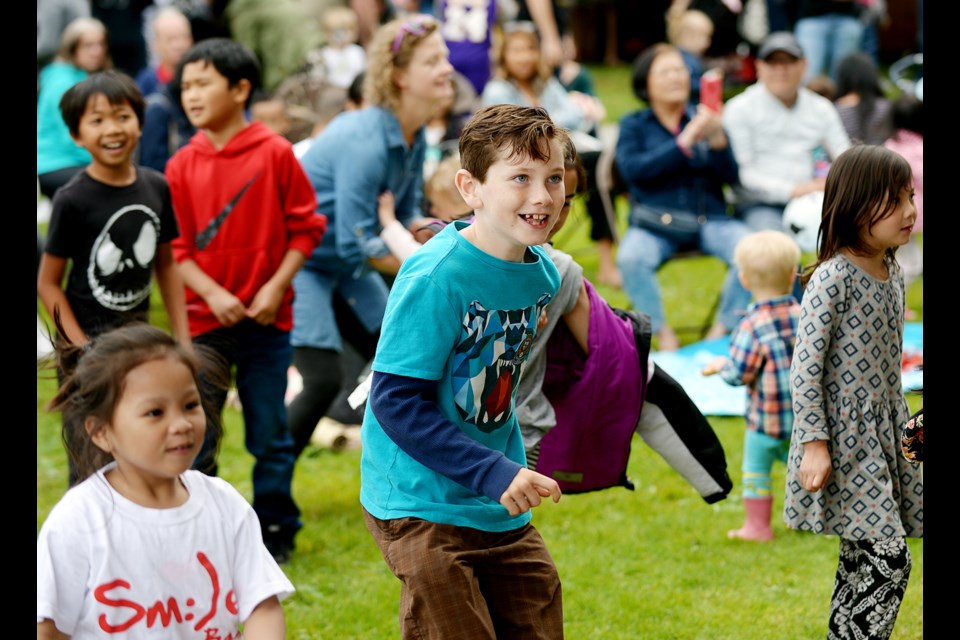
[515,245,583,453]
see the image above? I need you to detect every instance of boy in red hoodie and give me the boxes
[165,38,326,563]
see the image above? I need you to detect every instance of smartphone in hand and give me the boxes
[700,69,724,112]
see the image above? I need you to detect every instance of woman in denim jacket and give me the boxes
[616,43,752,351]
[290,15,455,457]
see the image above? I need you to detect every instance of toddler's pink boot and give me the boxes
[727,496,774,542]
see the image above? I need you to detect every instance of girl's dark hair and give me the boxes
[804,145,913,285]
[631,43,679,103]
[172,37,261,109]
[44,312,225,482]
[834,52,891,143]
[891,93,923,136]
[59,70,145,137]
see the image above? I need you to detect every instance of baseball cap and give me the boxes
[757,31,804,61]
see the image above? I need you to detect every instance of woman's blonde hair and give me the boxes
[493,26,552,94]
[363,14,440,111]
[57,17,109,64]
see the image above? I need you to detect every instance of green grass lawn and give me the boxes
[37,63,922,638]
[36,205,924,638]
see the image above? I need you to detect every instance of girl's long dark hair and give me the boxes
[803,145,913,286]
[834,52,890,143]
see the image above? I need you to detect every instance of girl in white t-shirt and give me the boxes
[37,321,294,639]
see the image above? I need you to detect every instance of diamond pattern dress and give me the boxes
[784,254,923,539]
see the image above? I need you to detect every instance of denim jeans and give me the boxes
[795,14,865,82]
[194,320,301,536]
[765,0,798,32]
[617,218,753,333]
[739,204,786,232]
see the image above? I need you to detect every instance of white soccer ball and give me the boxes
[782,191,824,253]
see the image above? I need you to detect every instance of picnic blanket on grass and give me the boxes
[651,323,923,416]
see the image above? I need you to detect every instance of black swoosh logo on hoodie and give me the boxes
[195,173,259,250]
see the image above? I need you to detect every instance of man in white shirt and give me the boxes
[723,31,851,231]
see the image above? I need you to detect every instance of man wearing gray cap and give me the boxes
[722,31,851,233]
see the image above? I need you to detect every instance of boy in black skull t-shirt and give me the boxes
[38,70,188,346]
[37,71,189,485]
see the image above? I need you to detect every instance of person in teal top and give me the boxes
[361,218,560,530]
[361,104,567,638]
[37,17,110,198]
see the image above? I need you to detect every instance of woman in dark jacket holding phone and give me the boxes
[615,43,752,351]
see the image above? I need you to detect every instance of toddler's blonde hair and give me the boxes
[425,154,468,219]
[667,10,713,52]
[322,6,359,39]
[734,230,801,293]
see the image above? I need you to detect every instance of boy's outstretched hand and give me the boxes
[500,468,561,517]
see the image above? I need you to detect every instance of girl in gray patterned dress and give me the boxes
[785,145,923,640]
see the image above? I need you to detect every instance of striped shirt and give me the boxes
[719,295,800,439]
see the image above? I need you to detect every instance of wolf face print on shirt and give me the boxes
[451,293,552,432]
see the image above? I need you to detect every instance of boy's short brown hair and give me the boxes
[734,230,801,293]
[458,104,570,184]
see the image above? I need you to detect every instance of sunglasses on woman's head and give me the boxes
[392,15,431,55]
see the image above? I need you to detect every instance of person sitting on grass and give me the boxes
[702,229,802,541]
[616,42,752,351]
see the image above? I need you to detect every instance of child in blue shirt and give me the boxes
[703,229,801,541]
[361,104,566,638]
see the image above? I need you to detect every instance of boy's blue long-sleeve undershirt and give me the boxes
[369,371,523,503]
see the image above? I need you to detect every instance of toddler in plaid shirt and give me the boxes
[703,230,801,541]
